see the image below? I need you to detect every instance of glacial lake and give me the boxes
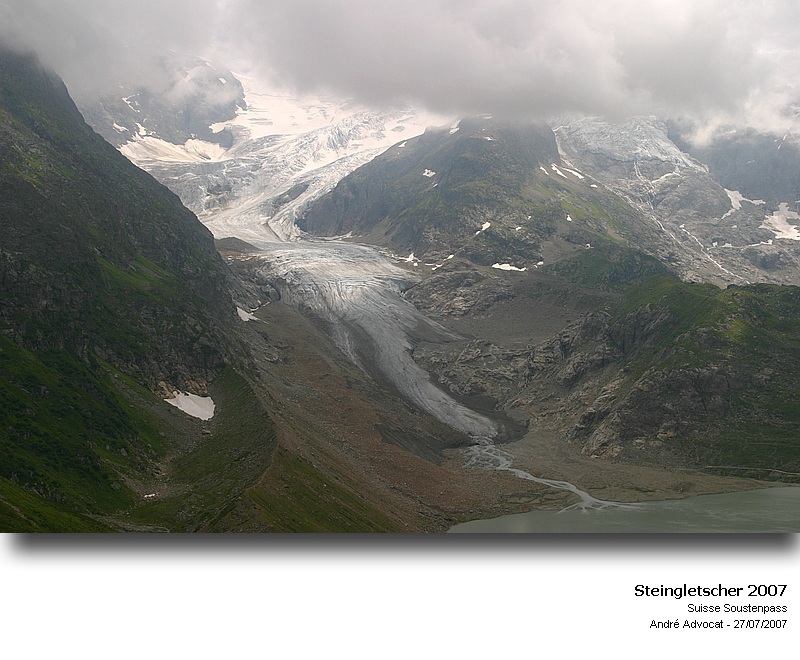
[448,487,800,533]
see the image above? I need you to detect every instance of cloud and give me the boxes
[2,0,800,133]
[0,0,221,101]
[231,0,800,129]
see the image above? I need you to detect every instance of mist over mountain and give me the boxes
[82,55,246,150]
[3,0,800,134]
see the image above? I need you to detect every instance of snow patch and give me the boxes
[562,166,585,179]
[723,189,766,219]
[551,164,568,178]
[165,391,215,420]
[723,189,744,218]
[429,254,454,270]
[422,169,436,177]
[122,95,139,113]
[566,214,573,222]
[237,306,258,321]
[761,204,800,240]
[449,121,461,134]
[539,166,549,175]
[475,221,491,235]
[492,263,527,272]
[112,122,128,133]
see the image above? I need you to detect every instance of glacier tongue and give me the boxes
[255,241,498,439]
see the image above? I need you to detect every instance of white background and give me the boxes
[1,534,796,658]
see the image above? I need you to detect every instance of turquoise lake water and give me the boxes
[449,487,800,533]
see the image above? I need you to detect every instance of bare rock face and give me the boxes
[575,366,736,463]
[404,266,515,317]
[414,339,531,404]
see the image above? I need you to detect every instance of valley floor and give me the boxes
[489,429,775,513]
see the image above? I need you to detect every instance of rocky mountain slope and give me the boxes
[81,55,246,151]
[0,47,245,528]
[298,116,666,270]
[411,270,800,482]
[1,48,539,531]
[292,113,800,484]
[555,116,800,286]
[0,50,241,385]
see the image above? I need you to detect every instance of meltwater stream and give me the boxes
[464,438,631,511]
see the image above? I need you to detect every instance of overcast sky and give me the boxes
[2,0,800,135]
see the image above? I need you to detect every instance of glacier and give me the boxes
[108,71,500,438]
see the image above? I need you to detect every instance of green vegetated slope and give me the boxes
[0,48,272,531]
[412,243,800,480]
[606,276,800,476]
[0,49,236,382]
[519,260,800,479]
[298,116,659,268]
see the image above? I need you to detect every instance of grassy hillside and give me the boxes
[0,48,262,530]
[608,277,800,475]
